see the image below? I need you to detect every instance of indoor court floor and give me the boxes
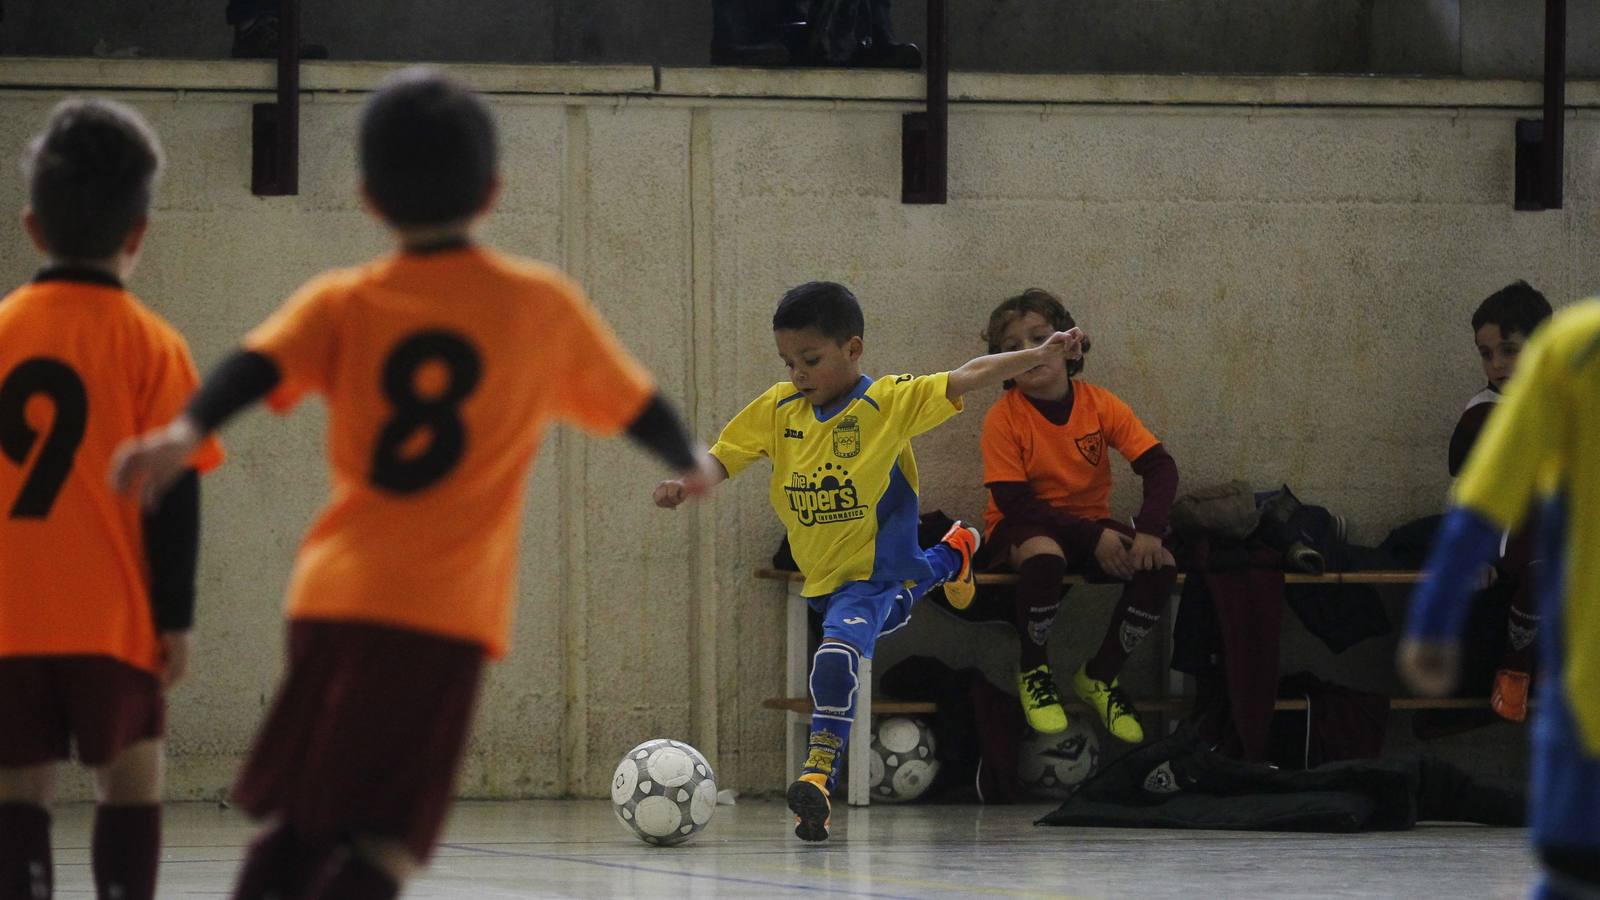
[45,799,1533,898]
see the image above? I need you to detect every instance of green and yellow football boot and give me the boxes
[1017,665,1069,734]
[1072,663,1145,744]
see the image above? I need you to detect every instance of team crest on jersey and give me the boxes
[832,416,862,458]
[1075,430,1105,466]
[785,464,866,526]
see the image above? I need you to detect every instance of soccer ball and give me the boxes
[1018,719,1100,800]
[611,739,717,846]
[867,716,939,802]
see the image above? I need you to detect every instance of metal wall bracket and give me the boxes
[251,0,301,196]
[901,0,947,204]
[1516,0,1565,211]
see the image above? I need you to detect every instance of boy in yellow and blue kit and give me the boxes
[654,281,1080,841]
[1401,300,1600,898]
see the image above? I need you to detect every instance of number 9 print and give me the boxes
[0,357,88,519]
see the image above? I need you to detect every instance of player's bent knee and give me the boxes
[809,641,862,716]
[1013,538,1065,567]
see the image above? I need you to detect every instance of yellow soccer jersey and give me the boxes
[711,373,961,597]
[1453,299,1600,753]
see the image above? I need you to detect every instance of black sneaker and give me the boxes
[786,774,831,842]
[231,15,328,60]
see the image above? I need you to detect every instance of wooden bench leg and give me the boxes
[785,582,809,789]
[849,655,872,807]
[1164,587,1183,735]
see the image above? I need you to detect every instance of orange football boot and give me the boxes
[1491,669,1530,723]
[940,521,982,610]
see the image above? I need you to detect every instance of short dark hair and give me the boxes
[772,281,864,343]
[22,98,162,260]
[983,288,1090,377]
[360,67,497,227]
[1472,281,1552,339]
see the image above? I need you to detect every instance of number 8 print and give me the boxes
[0,357,88,519]
[370,330,483,494]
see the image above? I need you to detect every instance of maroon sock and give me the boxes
[1502,578,1540,673]
[305,852,399,900]
[1085,566,1176,683]
[231,823,334,900]
[0,803,51,900]
[1015,554,1067,670]
[92,805,159,900]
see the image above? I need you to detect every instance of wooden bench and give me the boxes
[756,567,1439,807]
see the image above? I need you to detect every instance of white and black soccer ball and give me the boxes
[1018,719,1101,800]
[867,716,940,802]
[611,739,717,846]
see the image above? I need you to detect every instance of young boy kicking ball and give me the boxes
[653,281,1080,841]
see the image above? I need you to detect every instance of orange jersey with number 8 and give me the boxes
[244,247,653,657]
[0,277,224,673]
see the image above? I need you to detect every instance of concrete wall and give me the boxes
[3,61,1590,799]
[5,0,1599,77]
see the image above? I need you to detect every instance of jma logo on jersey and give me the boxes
[831,416,861,458]
[785,464,865,526]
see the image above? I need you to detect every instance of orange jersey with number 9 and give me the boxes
[0,276,224,673]
[244,247,654,657]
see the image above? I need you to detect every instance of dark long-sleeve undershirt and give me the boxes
[625,393,699,473]
[1129,444,1179,535]
[143,470,199,631]
[186,350,282,433]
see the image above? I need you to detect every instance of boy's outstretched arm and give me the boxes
[111,349,282,508]
[654,453,728,509]
[1397,505,1505,696]
[945,328,1084,400]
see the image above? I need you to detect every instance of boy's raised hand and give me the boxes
[1041,327,1086,360]
[948,327,1089,399]
[652,479,689,509]
[110,416,203,510]
[653,454,724,509]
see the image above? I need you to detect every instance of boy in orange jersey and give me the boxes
[0,100,223,900]
[112,68,712,900]
[976,289,1179,743]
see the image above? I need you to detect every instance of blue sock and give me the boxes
[924,543,960,582]
[804,640,861,793]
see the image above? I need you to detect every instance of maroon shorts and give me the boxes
[0,655,165,767]
[978,518,1166,575]
[232,619,485,860]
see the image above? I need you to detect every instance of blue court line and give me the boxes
[436,842,925,899]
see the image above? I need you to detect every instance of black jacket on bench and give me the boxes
[1037,725,1523,833]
